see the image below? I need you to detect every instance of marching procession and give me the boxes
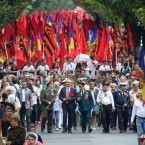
[0,51,144,145]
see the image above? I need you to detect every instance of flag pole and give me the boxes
[115,49,118,67]
[4,42,8,59]
[42,43,44,59]
[30,40,32,60]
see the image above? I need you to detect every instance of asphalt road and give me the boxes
[35,125,137,145]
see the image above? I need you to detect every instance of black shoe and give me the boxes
[124,130,127,133]
[41,129,44,133]
[62,130,67,133]
[102,130,107,133]
[82,130,86,133]
[120,130,123,133]
[68,130,72,133]
[48,131,53,133]
[74,127,77,130]
[89,129,92,133]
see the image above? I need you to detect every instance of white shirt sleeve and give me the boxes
[22,66,27,71]
[131,101,137,122]
[110,92,115,109]
[45,65,49,70]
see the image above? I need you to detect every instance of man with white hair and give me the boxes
[59,79,77,133]
[5,86,21,116]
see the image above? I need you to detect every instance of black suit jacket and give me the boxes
[59,86,77,110]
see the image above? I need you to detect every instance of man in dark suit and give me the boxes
[59,79,77,133]
[114,82,130,133]
[77,82,94,133]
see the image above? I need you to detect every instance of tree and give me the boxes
[73,0,145,28]
[0,0,77,29]
[0,0,32,29]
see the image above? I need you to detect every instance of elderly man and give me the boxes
[40,77,55,133]
[97,81,115,133]
[59,79,77,133]
[77,81,94,133]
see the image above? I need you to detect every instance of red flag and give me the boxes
[80,28,88,54]
[83,19,96,31]
[125,23,134,51]
[17,12,27,38]
[97,29,106,61]
[15,39,27,70]
[60,29,68,71]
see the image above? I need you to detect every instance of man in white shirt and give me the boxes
[37,60,49,71]
[63,56,75,72]
[22,61,35,74]
[131,92,145,145]
[97,81,115,133]
[99,60,110,71]
[87,56,98,78]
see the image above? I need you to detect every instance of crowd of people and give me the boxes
[0,51,145,145]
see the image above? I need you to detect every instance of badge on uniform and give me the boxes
[85,92,89,99]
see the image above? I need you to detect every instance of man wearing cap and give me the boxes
[77,81,94,133]
[40,77,55,133]
[129,80,140,132]
[97,81,115,133]
[59,79,77,133]
[114,82,130,133]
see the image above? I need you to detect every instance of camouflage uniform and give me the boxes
[7,125,26,145]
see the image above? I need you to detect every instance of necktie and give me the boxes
[66,87,70,103]
[66,87,69,97]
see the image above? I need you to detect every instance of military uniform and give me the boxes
[40,88,55,132]
[114,89,130,132]
[77,89,94,133]
[7,125,26,145]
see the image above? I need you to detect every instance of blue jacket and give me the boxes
[77,89,94,112]
[114,90,130,108]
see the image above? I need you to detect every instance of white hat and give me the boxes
[126,73,130,77]
[131,80,139,87]
[120,82,127,86]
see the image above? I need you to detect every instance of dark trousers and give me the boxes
[20,102,30,129]
[31,104,37,124]
[37,103,42,122]
[111,110,117,128]
[73,110,77,128]
[101,104,112,131]
[41,110,53,132]
[63,105,74,131]
[116,106,128,131]
[81,110,91,132]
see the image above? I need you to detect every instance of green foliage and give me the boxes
[0,0,31,29]
[0,0,76,29]
[73,0,145,27]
